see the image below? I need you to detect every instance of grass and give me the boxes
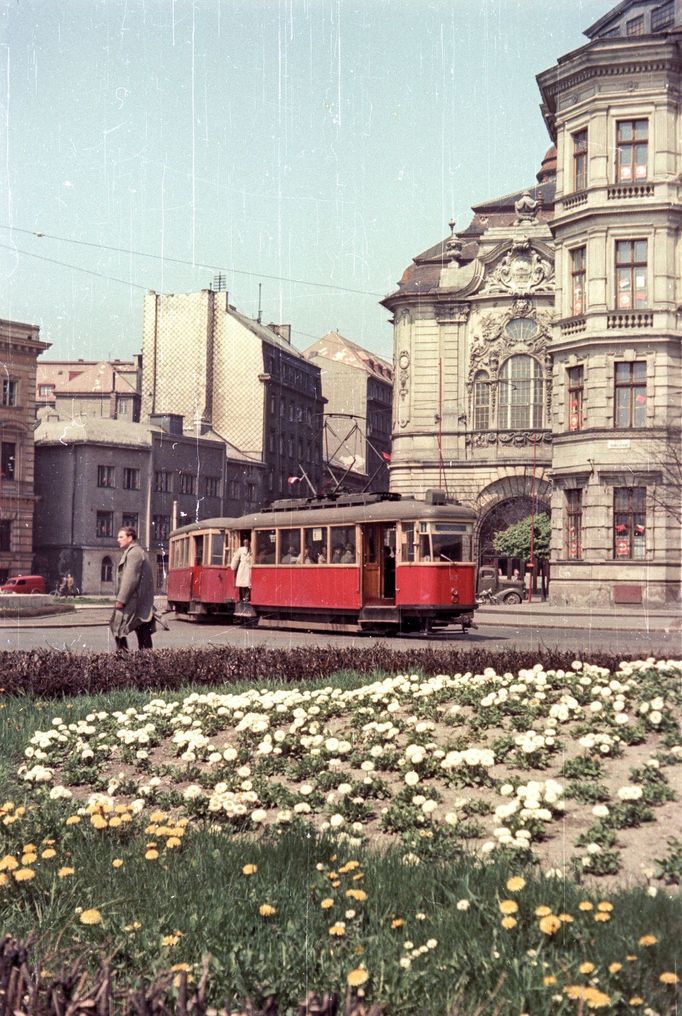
[1,668,681,1014]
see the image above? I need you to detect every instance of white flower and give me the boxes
[648,711,662,725]
[618,785,643,801]
[250,808,268,824]
[592,804,609,818]
[404,771,420,787]
[329,813,345,828]
[456,899,470,911]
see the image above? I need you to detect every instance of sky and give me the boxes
[1,0,609,364]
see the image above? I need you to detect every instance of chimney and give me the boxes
[269,323,291,344]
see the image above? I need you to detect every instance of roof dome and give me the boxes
[536,145,557,183]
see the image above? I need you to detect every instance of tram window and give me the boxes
[255,529,276,564]
[192,535,204,566]
[209,534,223,566]
[174,537,188,567]
[330,526,356,564]
[304,526,327,564]
[279,528,301,564]
[431,524,472,562]
[419,535,432,562]
[400,523,416,563]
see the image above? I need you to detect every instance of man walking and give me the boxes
[110,526,156,651]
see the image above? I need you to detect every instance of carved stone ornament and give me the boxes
[468,300,553,382]
[465,430,553,448]
[481,239,554,296]
[397,349,410,429]
[514,190,539,224]
[397,307,412,326]
[435,302,470,323]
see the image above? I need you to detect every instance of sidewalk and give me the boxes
[475,600,682,632]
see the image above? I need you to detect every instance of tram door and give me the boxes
[361,524,396,603]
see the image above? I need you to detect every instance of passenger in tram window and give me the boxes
[303,548,314,564]
[420,535,431,561]
[317,544,327,564]
[331,546,343,563]
[341,543,355,563]
[281,544,300,564]
[230,538,253,601]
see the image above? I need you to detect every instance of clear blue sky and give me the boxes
[1,0,608,363]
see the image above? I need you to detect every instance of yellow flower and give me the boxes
[580,962,596,974]
[145,849,159,861]
[166,837,182,849]
[23,843,36,852]
[346,889,368,902]
[543,975,557,986]
[506,876,526,892]
[558,913,574,923]
[320,898,334,910]
[539,914,562,936]
[329,922,346,936]
[338,860,360,873]
[21,853,37,866]
[563,986,611,1008]
[594,912,611,923]
[150,810,167,822]
[259,904,276,917]
[13,867,35,882]
[638,935,657,947]
[161,932,182,947]
[242,864,258,876]
[171,963,192,973]
[57,866,74,878]
[391,918,405,929]
[65,816,80,826]
[629,998,643,1006]
[596,901,613,912]
[578,900,593,911]
[608,962,622,974]
[347,968,368,987]
[499,899,519,915]
[41,849,57,859]
[535,905,552,917]
[0,873,8,887]
[108,816,122,829]
[90,815,108,830]
[660,972,678,985]
[79,909,103,925]
[501,916,517,929]
[626,955,637,962]
[112,859,124,869]
[0,855,18,871]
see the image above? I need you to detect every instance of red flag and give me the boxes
[287,476,301,485]
[381,451,392,462]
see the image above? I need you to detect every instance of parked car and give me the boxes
[0,574,46,594]
[477,566,525,605]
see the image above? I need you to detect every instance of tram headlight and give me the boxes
[450,588,459,603]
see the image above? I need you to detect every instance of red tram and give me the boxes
[166,490,478,633]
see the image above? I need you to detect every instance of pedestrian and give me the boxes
[231,537,253,601]
[65,573,75,597]
[110,526,156,652]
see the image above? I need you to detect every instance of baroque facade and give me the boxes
[382,154,558,574]
[383,0,682,607]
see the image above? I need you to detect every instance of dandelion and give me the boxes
[578,900,593,911]
[13,868,35,882]
[145,849,159,861]
[628,998,643,1006]
[242,864,258,876]
[539,914,562,936]
[659,972,678,985]
[259,904,276,917]
[391,918,405,928]
[499,900,519,915]
[346,888,367,902]
[535,905,552,917]
[608,962,622,974]
[79,909,103,925]
[501,916,518,929]
[543,975,557,986]
[580,962,596,974]
[320,898,334,910]
[112,859,124,869]
[329,922,346,936]
[594,912,611,923]
[347,968,368,987]
[65,816,81,826]
[596,901,613,912]
[0,855,18,871]
[638,935,657,947]
[57,866,74,877]
[558,913,574,923]
[161,932,182,947]
[41,848,56,859]
[506,876,526,892]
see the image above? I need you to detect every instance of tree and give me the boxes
[493,513,551,563]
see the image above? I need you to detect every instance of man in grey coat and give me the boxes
[110,526,156,651]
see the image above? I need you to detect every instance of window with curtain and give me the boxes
[499,355,544,430]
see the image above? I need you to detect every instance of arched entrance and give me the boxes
[475,475,552,596]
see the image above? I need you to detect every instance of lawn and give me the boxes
[1,656,681,1013]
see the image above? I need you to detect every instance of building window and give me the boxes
[616,120,648,182]
[116,396,130,417]
[499,355,545,430]
[0,520,10,552]
[615,239,647,309]
[2,380,17,407]
[123,467,140,490]
[152,515,171,541]
[570,246,586,316]
[96,511,114,538]
[567,366,584,431]
[101,556,113,582]
[626,14,645,34]
[203,476,220,497]
[652,1,675,32]
[472,372,490,430]
[179,472,196,495]
[97,465,115,488]
[122,513,138,531]
[615,362,647,428]
[38,384,54,398]
[614,487,646,559]
[566,489,583,559]
[1,442,15,480]
[154,470,171,492]
[573,129,588,191]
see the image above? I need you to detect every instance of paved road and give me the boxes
[0,610,679,655]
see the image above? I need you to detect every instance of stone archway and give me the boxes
[474,474,552,571]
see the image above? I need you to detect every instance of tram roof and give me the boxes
[170,495,476,537]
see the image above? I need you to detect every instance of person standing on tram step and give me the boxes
[110,526,156,652]
[231,537,253,601]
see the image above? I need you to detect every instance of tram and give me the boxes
[166,490,478,633]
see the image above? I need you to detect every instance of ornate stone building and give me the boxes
[537,0,682,606]
[382,152,558,570]
[0,317,49,582]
